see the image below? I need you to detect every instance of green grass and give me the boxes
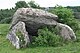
[0,24,80,53]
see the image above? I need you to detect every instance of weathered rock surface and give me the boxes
[10,8,58,36]
[7,8,76,49]
[56,23,76,40]
[7,21,30,49]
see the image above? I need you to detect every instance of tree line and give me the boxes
[0,1,80,24]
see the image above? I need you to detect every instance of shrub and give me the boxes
[49,5,74,24]
[49,5,80,39]
[31,26,63,47]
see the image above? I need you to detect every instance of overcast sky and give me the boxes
[0,0,80,9]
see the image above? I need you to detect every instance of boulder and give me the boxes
[7,8,76,49]
[7,21,30,49]
[56,23,76,40]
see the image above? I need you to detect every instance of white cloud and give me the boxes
[0,0,80,9]
[34,0,80,7]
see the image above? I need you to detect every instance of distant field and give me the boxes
[0,24,80,53]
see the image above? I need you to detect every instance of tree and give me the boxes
[15,1,29,9]
[28,1,40,9]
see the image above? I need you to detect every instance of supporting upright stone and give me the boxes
[56,23,76,40]
[6,21,30,49]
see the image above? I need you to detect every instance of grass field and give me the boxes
[0,24,80,53]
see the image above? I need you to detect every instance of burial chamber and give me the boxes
[7,8,76,49]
